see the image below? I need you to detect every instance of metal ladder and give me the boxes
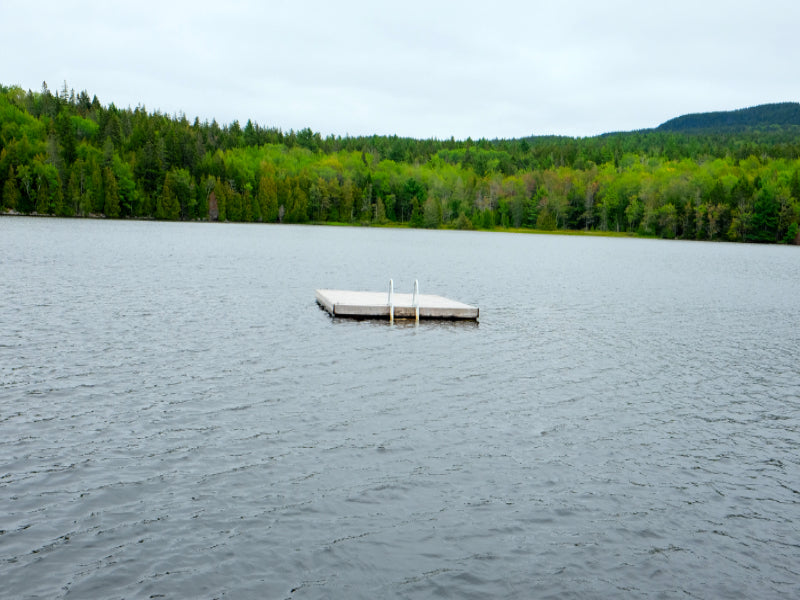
[387,279,420,323]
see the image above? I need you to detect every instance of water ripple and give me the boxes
[2,219,800,599]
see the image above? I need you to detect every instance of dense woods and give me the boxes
[2,82,799,243]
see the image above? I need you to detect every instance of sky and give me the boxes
[3,0,799,140]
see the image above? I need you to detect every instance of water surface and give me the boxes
[2,217,799,599]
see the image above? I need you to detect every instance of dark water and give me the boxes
[2,216,799,599]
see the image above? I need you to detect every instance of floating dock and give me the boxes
[315,280,478,321]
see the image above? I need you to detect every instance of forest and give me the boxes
[1,82,799,244]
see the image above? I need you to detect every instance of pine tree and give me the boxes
[156,173,180,220]
[243,188,255,222]
[257,175,279,222]
[2,167,20,210]
[35,181,50,214]
[247,188,261,222]
[103,167,120,217]
[89,162,104,214]
[289,183,308,222]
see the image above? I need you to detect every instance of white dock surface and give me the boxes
[315,289,479,320]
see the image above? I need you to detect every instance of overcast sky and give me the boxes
[3,0,799,139]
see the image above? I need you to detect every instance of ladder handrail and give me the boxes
[388,279,394,323]
[387,279,419,322]
[412,279,419,322]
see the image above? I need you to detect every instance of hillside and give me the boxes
[656,102,800,132]
[1,82,799,243]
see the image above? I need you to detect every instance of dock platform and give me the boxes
[315,282,478,321]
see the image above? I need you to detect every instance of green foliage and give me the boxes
[1,83,799,244]
[33,159,61,214]
[423,195,442,228]
[2,166,20,210]
[156,170,183,220]
[785,222,799,244]
[103,167,120,218]
[70,115,99,140]
[257,174,279,222]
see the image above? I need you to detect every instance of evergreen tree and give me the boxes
[103,167,120,217]
[374,196,387,223]
[89,162,104,214]
[242,187,256,222]
[164,168,194,219]
[750,185,779,242]
[66,168,81,216]
[2,167,20,210]
[410,198,424,227]
[288,183,308,222]
[249,188,262,222]
[55,110,77,165]
[156,173,180,220]
[257,175,278,222]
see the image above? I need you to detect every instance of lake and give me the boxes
[1,216,799,599]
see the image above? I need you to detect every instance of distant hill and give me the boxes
[656,102,800,132]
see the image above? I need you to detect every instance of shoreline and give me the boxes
[3,211,796,244]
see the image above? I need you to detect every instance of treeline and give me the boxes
[1,82,799,243]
